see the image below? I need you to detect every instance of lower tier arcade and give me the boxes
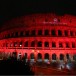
[0,48,76,63]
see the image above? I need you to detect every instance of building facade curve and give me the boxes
[0,13,76,62]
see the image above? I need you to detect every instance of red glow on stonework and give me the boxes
[0,13,76,63]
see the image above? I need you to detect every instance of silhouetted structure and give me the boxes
[0,57,34,75]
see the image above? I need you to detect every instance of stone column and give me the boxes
[56,55,59,62]
[49,54,52,62]
[42,53,44,62]
[34,51,37,63]
[68,30,70,36]
[62,30,65,36]
[64,54,67,62]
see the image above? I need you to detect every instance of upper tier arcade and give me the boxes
[0,13,76,32]
[0,13,76,40]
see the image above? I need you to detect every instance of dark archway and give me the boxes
[44,53,49,59]
[37,41,42,47]
[24,53,27,59]
[66,53,70,60]
[44,42,49,47]
[60,54,64,60]
[22,53,27,62]
[37,53,42,59]
[12,52,17,58]
[31,41,35,47]
[30,53,35,59]
[52,54,56,60]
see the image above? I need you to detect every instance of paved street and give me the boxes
[31,62,76,75]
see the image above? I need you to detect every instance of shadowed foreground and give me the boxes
[0,57,34,75]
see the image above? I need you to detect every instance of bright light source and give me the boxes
[20,44,22,47]
[32,50,34,52]
[37,50,39,53]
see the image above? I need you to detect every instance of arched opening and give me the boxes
[30,53,35,59]
[19,42,22,47]
[14,42,17,47]
[44,53,49,59]
[66,53,70,60]
[44,53,49,63]
[66,53,72,62]
[20,31,23,37]
[52,54,56,60]
[31,30,36,36]
[59,42,63,48]
[73,54,76,61]
[37,53,42,62]
[37,53,42,59]
[60,54,64,60]
[25,30,29,36]
[24,41,28,47]
[64,30,68,36]
[44,42,49,47]
[15,32,18,37]
[51,29,56,36]
[37,41,42,47]
[72,42,75,48]
[66,42,70,48]
[31,41,35,47]
[38,30,42,35]
[22,53,28,62]
[58,30,62,36]
[24,53,27,59]
[30,53,35,62]
[52,42,56,48]
[12,52,17,58]
[70,31,73,36]
[7,34,10,38]
[44,30,49,35]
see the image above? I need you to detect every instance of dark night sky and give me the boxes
[0,0,76,26]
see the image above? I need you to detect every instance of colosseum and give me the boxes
[0,13,76,63]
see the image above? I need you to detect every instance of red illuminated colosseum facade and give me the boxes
[0,13,76,62]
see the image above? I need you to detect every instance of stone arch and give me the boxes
[44,53,49,59]
[31,41,35,47]
[37,53,42,62]
[22,53,28,62]
[24,53,27,59]
[66,53,70,60]
[52,53,56,60]
[60,54,64,60]
[44,42,49,47]
[37,53,42,59]
[30,53,35,59]
[37,41,42,47]
[12,52,17,58]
